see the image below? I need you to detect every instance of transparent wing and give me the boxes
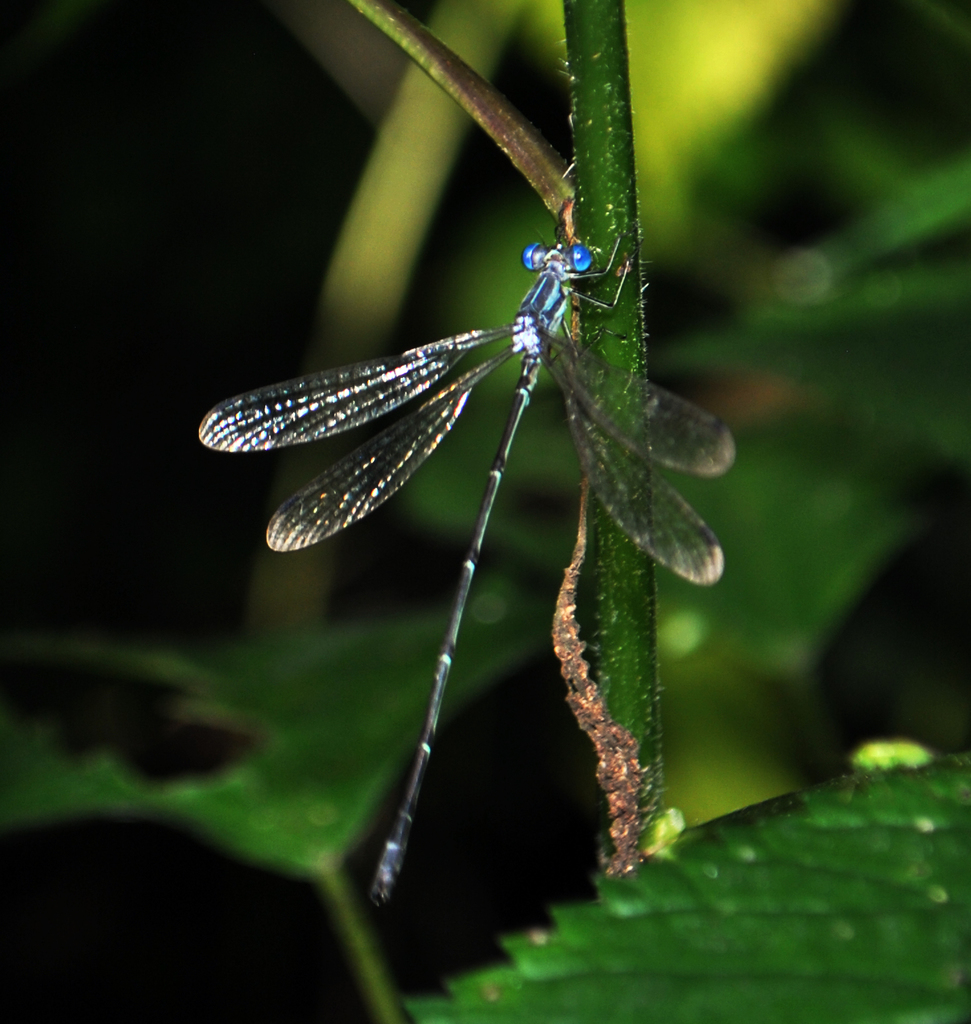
[564,392,725,585]
[267,349,514,551]
[548,342,735,478]
[200,326,513,452]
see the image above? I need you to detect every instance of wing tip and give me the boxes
[694,424,737,479]
[198,411,219,448]
[266,509,336,553]
[716,428,737,475]
[266,519,302,552]
[664,534,725,586]
[693,543,725,586]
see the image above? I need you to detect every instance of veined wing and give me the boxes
[200,326,513,453]
[548,342,735,478]
[267,349,514,551]
[564,391,725,585]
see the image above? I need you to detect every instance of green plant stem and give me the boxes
[315,859,407,1024]
[344,0,573,214]
[563,0,662,840]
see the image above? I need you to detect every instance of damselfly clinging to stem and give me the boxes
[199,238,735,902]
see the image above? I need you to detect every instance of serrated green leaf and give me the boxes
[410,755,971,1024]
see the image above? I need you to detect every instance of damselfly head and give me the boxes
[521,242,593,275]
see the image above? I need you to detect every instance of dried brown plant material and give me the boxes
[552,480,643,878]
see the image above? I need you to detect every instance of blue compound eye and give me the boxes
[568,244,592,272]
[522,243,546,270]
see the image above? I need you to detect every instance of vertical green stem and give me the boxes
[562,0,663,838]
[315,859,408,1024]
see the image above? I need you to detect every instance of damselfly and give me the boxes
[199,240,735,901]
